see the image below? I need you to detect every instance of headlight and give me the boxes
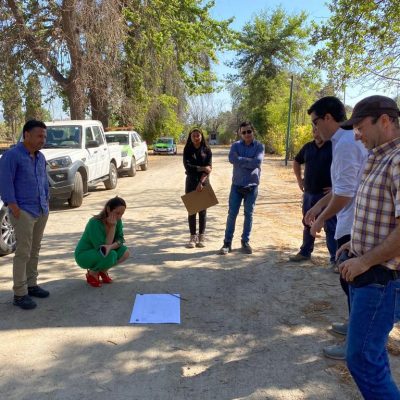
[48,156,72,169]
[121,151,128,157]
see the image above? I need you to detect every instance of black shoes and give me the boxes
[13,286,49,310]
[28,286,50,298]
[241,241,253,254]
[13,295,37,310]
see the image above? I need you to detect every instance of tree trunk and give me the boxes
[90,89,109,127]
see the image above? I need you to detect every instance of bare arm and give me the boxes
[293,160,303,192]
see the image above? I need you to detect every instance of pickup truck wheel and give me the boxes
[140,155,148,171]
[0,207,16,255]
[127,157,136,177]
[68,172,84,208]
[104,163,118,189]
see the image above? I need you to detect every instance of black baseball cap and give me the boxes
[341,95,400,130]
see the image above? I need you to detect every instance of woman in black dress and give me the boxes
[183,128,212,248]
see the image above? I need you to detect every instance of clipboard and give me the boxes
[181,184,219,215]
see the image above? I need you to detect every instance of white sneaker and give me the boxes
[186,235,197,248]
[197,234,206,247]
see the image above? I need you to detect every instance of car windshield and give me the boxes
[157,138,173,144]
[106,134,129,145]
[44,126,82,148]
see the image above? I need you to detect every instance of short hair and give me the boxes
[239,121,255,131]
[23,119,47,133]
[307,96,346,123]
[23,120,47,138]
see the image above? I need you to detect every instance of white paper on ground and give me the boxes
[130,293,181,324]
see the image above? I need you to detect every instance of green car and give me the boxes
[153,137,177,155]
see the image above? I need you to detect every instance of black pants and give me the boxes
[185,176,207,235]
[337,234,351,312]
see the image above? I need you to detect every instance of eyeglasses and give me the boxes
[241,130,253,135]
[311,117,322,127]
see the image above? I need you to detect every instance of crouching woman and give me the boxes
[75,197,130,287]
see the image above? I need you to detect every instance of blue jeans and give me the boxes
[300,192,337,262]
[224,184,258,244]
[346,281,400,399]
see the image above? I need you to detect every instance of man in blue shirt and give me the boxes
[219,121,265,255]
[0,120,50,310]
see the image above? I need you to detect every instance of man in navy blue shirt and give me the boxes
[289,127,337,265]
[219,121,265,255]
[0,120,49,310]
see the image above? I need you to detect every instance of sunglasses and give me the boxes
[241,130,253,135]
[311,116,323,127]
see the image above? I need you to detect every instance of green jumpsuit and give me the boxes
[74,217,128,271]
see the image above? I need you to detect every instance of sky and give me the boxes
[208,0,391,108]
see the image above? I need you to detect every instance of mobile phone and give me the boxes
[99,245,107,257]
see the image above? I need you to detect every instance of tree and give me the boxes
[0,72,24,142]
[229,7,313,153]
[1,0,126,123]
[25,73,50,121]
[312,0,400,89]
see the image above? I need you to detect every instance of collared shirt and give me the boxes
[0,142,49,217]
[330,128,368,239]
[228,139,265,187]
[294,140,332,194]
[351,137,400,270]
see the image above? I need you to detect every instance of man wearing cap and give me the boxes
[305,96,368,360]
[337,95,400,398]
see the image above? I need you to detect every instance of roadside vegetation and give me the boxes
[0,0,399,157]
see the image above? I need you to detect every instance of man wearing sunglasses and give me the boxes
[219,121,264,255]
[337,95,400,399]
[304,96,368,360]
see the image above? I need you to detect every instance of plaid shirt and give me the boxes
[351,137,400,270]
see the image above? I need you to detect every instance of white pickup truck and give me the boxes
[43,120,122,207]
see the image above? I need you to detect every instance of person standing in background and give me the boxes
[290,126,337,266]
[183,128,212,248]
[219,121,265,255]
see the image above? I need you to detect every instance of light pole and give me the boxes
[285,75,294,166]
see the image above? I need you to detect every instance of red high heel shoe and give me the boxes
[99,271,112,284]
[86,272,102,287]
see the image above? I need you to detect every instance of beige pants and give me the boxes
[10,210,48,296]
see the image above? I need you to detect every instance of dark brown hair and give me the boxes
[94,196,126,220]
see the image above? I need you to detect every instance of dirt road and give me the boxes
[1,147,399,399]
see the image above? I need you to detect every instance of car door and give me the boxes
[132,132,144,164]
[84,127,100,181]
[92,125,108,177]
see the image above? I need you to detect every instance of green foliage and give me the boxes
[312,0,400,87]
[24,73,50,121]
[227,7,318,155]
[116,0,234,134]
[290,124,313,157]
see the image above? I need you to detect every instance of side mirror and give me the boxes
[86,140,99,148]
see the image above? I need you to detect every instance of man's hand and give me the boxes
[323,187,332,195]
[336,241,351,261]
[196,182,204,192]
[339,257,369,282]
[8,203,20,219]
[310,217,324,237]
[304,204,322,226]
[297,179,304,192]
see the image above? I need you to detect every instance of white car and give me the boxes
[0,198,16,256]
[105,130,149,176]
[43,120,122,207]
